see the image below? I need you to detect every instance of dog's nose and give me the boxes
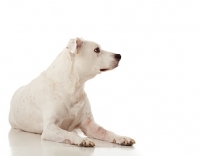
[115,54,121,61]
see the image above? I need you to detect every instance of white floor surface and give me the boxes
[0,119,199,156]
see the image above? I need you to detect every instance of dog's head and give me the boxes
[67,38,121,79]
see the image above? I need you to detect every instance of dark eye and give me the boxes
[94,47,100,53]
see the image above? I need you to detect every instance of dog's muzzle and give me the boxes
[100,54,121,72]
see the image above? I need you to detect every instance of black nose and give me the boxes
[115,54,121,61]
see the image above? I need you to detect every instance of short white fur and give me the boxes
[9,38,135,147]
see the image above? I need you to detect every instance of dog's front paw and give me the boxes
[113,137,135,146]
[78,139,95,147]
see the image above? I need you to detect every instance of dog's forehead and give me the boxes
[84,40,101,48]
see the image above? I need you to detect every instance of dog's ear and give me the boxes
[67,37,83,54]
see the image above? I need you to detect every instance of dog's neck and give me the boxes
[44,48,94,93]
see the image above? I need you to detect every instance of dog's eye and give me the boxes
[94,47,100,53]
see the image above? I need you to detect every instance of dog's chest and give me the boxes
[69,88,86,105]
[64,91,86,118]
[60,94,86,131]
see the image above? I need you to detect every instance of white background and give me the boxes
[0,0,200,156]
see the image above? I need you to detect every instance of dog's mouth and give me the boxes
[100,65,119,72]
[100,68,109,72]
[100,62,119,72]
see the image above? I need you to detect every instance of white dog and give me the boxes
[9,38,135,147]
